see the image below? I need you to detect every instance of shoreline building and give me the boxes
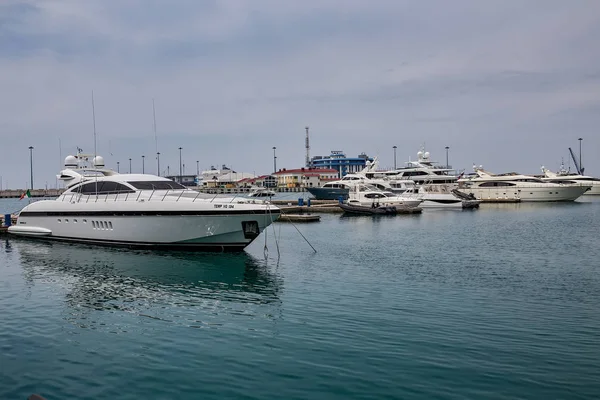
[201,165,255,189]
[311,151,372,178]
[273,168,338,189]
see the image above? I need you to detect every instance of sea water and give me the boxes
[1,198,599,399]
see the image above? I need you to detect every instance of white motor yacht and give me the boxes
[458,166,591,202]
[540,164,600,195]
[370,149,458,185]
[404,183,480,208]
[247,186,277,198]
[9,153,280,251]
[346,184,422,208]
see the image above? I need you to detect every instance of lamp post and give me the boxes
[142,155,145,174]
[445,146,450,168]
[272,146,277,173]
[129,158,132,173]
[578,138,583,173]
[179,147,183,183]
[157,152,161,176]
[196,160,199,176]
[393,145,397,170]
[117,161,120,173]
[28,146,34,189]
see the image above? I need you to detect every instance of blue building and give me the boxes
[311,151,373,178]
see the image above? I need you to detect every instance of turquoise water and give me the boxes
[1,198,600,399]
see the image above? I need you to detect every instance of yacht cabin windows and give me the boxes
[127,181,186,190]
[72,181,135,195]
[478,182,517,187]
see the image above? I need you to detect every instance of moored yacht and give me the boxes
[404,184,480,208]
[9,153,280,251]
[346,184,422,208]
[370,149,458,185]
[306,158,395,200]
[540,164,600,195]
[247,186,277,198]
[458,166,591,202]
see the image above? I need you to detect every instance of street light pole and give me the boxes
[393,145,397,170]
[578,138,583,173]
[28,146,34,190]
[129,158,132,173]
[272,146,277,173]
[196,160,199,177]
[142,155,145,174]
[157,152,161,176]
[445,146,450,168]
[179,147,183,183]
[117,161,120,173]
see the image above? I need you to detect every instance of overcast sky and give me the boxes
[1,0,599,189]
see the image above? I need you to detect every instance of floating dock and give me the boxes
[278,214,321,222]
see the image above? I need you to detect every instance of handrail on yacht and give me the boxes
[192,191,201,202]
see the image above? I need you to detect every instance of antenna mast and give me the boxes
[153,99,160,176]
[305,126,310,168]
[92,91,99,198]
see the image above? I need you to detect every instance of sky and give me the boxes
[1,0,599,189]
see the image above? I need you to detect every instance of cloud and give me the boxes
[1,0,600,188]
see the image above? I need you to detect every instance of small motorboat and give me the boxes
[339,203,398,215]
[450,188,481,209]
[247,186,277,198]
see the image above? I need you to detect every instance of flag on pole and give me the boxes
[19,189,31,200]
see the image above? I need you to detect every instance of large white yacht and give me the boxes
[370,150,458,185]
[346,184,422,208]
[540,164,600,195]
[458,166,591,202]
[9,153,280,251]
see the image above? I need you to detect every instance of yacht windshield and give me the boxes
[128,181,187,190]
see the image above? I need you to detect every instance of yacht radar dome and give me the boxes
[424,151,430,159]
[64,155,78,168]
[93,156,105,168]
[417,151,424,158]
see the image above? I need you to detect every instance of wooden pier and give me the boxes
[0,189,64,198]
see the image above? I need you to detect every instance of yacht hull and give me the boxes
[9,199,280,251]
[9,213,277,251]
[420,199,463,208]
[583,184,600,195]
[306,187,348,200]
[463,185,588,202]
[348,199,422,208]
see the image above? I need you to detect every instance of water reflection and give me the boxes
[9,238,283,329]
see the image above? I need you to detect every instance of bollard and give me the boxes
[4,214,11,227]
[298,198,304,206]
